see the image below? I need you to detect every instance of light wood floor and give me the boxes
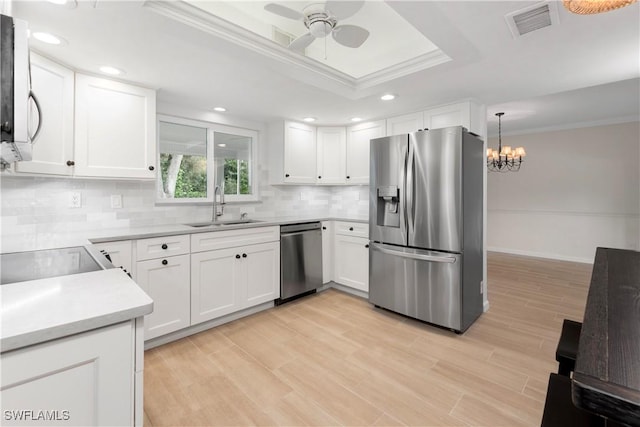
[143,252,593,426]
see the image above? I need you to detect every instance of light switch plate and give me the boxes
[111,194,123,209]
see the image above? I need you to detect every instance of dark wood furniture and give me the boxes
[556,319,582,377]
[543,373,605,427]
[572,247,640,427]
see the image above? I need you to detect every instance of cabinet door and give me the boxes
[1,322,134,426]
[191,247,241,324]
[283,121,316,183]
[386,112,424,136]
[316,127,346,184]
[334,234,369,292]
[15,54,74,175]
[74,74,156,179]
[322,221,333,283]
[424,102,470,131]
[136,254,190,340]
[244,241,280,307]
[92,240,133,275]
[346,120,384,184]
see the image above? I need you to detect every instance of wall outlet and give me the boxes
[110,194,123,209]
[69,191,81,208]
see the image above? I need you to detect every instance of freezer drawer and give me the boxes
[368,242,462,331]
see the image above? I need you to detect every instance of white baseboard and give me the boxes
[483,301,490,312]
[488,246,593,264]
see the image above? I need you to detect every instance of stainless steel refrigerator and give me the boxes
[368,126,484,333]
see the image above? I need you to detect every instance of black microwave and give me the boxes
[0,14,40,165]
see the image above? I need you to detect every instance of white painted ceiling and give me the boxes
[184,1,442,79]
[12,0,640,132]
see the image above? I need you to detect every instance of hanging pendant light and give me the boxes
[487,112,526,172]
[563,0,637,14]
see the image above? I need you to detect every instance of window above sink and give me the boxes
[157,115,259,204]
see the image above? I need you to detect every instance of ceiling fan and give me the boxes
[264,1,370,51]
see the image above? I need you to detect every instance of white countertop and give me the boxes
[0,216,367,352]
[88,216,367,243]
[1,268,153,352]
[1,216,368,252]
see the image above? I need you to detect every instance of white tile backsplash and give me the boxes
[1,175,370,250]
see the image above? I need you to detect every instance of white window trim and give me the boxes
[156,115,259,204]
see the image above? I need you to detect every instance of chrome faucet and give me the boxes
[212,185,225,222]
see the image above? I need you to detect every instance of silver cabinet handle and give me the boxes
[371,243,456,263]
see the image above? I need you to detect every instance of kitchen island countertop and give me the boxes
[1,268,153,352]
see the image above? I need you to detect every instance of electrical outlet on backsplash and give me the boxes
[0,176,369,247]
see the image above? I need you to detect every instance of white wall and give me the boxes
[487,121,640,263]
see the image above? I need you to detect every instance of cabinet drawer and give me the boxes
[191,226,280,253]
[334,221,368,239]
[136,235,190,261]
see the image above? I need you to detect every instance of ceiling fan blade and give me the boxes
[289,33,316,51]
[332,25,369,48]
[325,0,364,20]
[264,3,303,20]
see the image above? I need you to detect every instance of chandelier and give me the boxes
[487,112,526,172]
[563,0,637,14]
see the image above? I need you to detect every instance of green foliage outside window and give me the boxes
[223,159,250,195]
[160,153,207,198]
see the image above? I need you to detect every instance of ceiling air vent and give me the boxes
[505,1,560,38]
[272,26,306,54]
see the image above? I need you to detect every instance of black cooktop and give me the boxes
[0,246,111,285]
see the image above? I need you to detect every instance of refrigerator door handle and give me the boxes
[406,138,415,239]
[371,243,457,263]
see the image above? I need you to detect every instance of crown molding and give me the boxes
[144,0,451,97]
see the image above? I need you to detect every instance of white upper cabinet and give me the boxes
[385,101,485,138]
[268,121,317,184]
[74,74,156,179]
[385,111,425,136]
[284,121,317,183]
[424,101,484,136]
[316,127,346,185]
[346,120,385,184]
[15,54,74,176]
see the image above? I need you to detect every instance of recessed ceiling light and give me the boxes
[217,143,227,147]
[303,117,316,122]
[214,107,227,112]
[99,66,124,76]
[32,32,63,45]
[47,0,68,4]
[380,94,396,101]
[351,117,363,122]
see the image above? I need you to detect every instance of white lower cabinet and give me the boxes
[334,232,369,292]
[321,221,334,283]
[191,241,279,324]
[1,321,136,426]
[136,254,190,340]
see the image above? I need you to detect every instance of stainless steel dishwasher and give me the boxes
[278,222,323,304]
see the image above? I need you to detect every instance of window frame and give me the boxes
[155,115,259,205]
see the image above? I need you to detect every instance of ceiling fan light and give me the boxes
[309,20,333,38]
[563,0,637,14]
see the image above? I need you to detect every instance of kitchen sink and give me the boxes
[184,219,263,228]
